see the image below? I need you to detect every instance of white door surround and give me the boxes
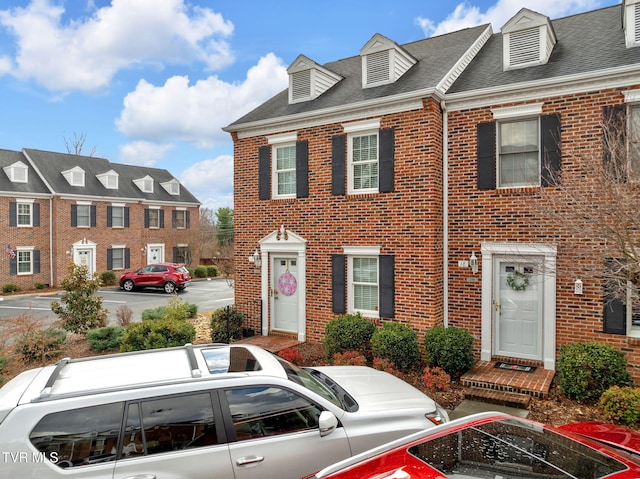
[480,242,557,370]
[72,238,96,277]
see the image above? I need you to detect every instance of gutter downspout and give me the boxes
[442,100,449,327]
[49,195,54,287]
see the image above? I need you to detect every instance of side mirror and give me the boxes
[318,411,338,437]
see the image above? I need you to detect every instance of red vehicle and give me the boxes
[558,421,640,459]
[119,263,191,294]
[306,412,640,479]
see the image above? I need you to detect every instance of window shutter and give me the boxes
[173,247,179,262]
[33,250,40,274]
[477,122,496,190]
[124,207,130,227]
[33,202,40,227]
[332,254,346,314]
[144,209,150,228]
[296,140,309,198]
[186,210,191,228]
[541,114,561,187]
[90,205,97,227]
[379,255,395,318]
[603,105,627,182]
[331,135,346,195]
[9,256,16,275]
[125,248,130,268]
[159,210,165,228]
[603,258,626,335]
[379,128,395,193]
[9,202,16,227]
[172,210,176,228]
[107,206,113,227]
[71,204,77,227]
[107,249,113,270]
[258,145,271,200]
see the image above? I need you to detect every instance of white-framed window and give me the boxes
[96,170,119,189]
[3,161,28,183]
[274,144,296,197]
[110,205,125,228]
[62,166,85,187]
[349,256,379,316]
[161,179,180,195]
[17,201,33,227]
[349,132,379,193]
[134,176,154,193]
[174,209,186,229]
[17,248,33,275]
[148,208,160,228]
[498,117,540,188]
[111,246,126,270]
[76,204,91,228]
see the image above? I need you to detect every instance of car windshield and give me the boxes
[275,357,343,409]
[409,418,627,479]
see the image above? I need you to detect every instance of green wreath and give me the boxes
[506,270,530,291]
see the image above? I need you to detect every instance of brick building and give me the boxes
[225,2,640,377]
[0,148,200,290]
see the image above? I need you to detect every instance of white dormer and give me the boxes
[624,0,640,48]
[96,169,119,190]
[3,161,28,183]
[287,54,343,104]
[134,175,154,193]
[502,8,556,71]
[360,34,417,88]
[161,178,180,195]
[62,166,85,187]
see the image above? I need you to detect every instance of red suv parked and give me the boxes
[119,263,191,294]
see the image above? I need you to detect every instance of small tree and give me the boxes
[51,263,108,334]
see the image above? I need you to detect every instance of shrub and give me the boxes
[424,325,475,379]
[278,348,303,365]
[557,341,633,401]
[194,265,208,278]
[599,386,640,426]
[371,322,421,370]
[15,328,66,363]
[0,355,6,387]
[116,304,133,326]
[165,295,195,322]
[2,284,20,293]
[87,326,126,352]
[100,271,117,286]
[324,313,376,359]
[34,282,47,290]
[332,350,367,366]
[206,265,220,277]
[372,357,404,380]
[210,307,244,343]
[120,319,195,352]
[422,366,451,392]
[142,306,168,321]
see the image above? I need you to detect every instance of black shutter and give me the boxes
[107,206,113,227]
[9,202,16,227]
[159,209,165,228]
[603,105,627,182]
[71,204,77,227]
[258,145,271,200]
[172,210,176,228]
[541,114,561,187]
[173,247,179,262]
[124,207,130,227]
[477,122,496,190]
[107,249,113,270]
[90,205,97,227]
[331,135,346,195]
[33,202,40,227]
[379,255,395,318]
[379,128,395,193]
[332,254,346,314]
[296,140,309,198]
[144,209,150,228]
[186,210,191,228]
[33,250,40,274]
[124,248,130,268]
[9,256,16,275]
[603,258,626,335]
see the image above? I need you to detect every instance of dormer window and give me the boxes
[624,0,640,48]
[161,179,180,195]
[287,55,342,104]
[3,161,28,183]
[360,34,416,88]
[502,8,556,71]
[134,175,154,193]
[96,169,119,189]
[62,166,85,187]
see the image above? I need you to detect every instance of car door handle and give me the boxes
[236,455,265,466]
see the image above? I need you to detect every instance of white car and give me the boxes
[0,343,448,479]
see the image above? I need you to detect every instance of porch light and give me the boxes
[470,252,479,274]
[248,248,262,267]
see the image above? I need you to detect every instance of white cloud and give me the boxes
[115,53,288,148]
[0,55,11,75]
[416,0,603,37]
[118,140,174,166]
[180,155,233,209]
[0,0,234,92]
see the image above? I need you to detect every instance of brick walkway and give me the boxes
[461,361,555,398]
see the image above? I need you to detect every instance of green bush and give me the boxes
[34,282,47,289]
[557,341,633,401]
[371,322,421,370]
[0,355,6,387]
[2,284,20,293]
[424,325,475,379]
[324,313,376,360]
[194,265,208,278]
[120,319,195,352]
[599,386,640,426]
[100,271,117,285]
[86,326,126,352]
[206,265,220,277]
[165,295,195,321]
[210,307,244,343]
[15,328,66,363]
[142,306,168,321]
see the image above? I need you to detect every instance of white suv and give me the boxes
[0,343,448,479]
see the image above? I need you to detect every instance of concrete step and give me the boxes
[464,386,531,409]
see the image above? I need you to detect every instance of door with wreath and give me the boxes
[272,256,299,333]
[493,259,543,360]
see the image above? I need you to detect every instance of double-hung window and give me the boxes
[110,247,126,270]
[110,205,124,228]
[76,204,91,228]
[350,256,379,315]
[173,209,187,229]
[17,201,32,227]
[349,132,379,193]
[498,118,540,188]
[148,208,160,228]
[274,144,297,198]
[17,249,33,275]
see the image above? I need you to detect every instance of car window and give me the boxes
[152,266,168,273]
[30,402,124,469]
[176,266,189,274]
[225,387,322,441]
[201,347,262,374]
[122,392,218,458]
[408,418,627,479]
[139,266,153,273]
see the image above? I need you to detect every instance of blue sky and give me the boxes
[0,0,619,211]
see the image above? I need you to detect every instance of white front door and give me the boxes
[272,257,299,333]
[494,259,543,360]
[147,246,163,264]
[76,249,94,277]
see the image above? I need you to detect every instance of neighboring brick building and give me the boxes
[0,148,200,290]
[225,2,640,377]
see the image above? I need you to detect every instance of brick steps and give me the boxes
[464,386,531,409]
